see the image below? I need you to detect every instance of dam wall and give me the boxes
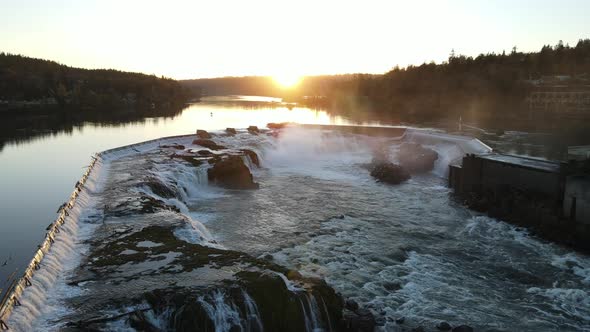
[0,134,197,330]
[449,152,590,252]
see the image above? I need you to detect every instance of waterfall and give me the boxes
[299,297,313,332]
[195,288,330,332]
[298,292,328,332]
[319,297,333,332]
[198,290,243,332]
[430,143,464,178]
[242,155,255,172]
[242,290,263,332]
[197,289,265,332]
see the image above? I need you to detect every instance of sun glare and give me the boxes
[273,74,302,88]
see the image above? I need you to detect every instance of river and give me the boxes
[1,96,589,331]
[0,96,357,292]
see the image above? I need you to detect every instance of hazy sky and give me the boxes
[0,0,588,79]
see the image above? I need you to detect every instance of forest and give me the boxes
[184,39,590,123]
[329,39,590,122]
[3,39,589,123]
[0,53,197,113]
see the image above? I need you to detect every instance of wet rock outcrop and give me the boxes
[437,321,452,330]
[160,143,185,150]
[369,161,411,185]
[70,223,347,332]
[196,129,212,139]
[140,178,178,198]
[248,125,260,134]
[267,122,289,129]
[208,155,260,189]
[341,307,376,332]
[452,325,474,332]
[105,194,180,217]
[398,142,438,173]
[242,149,261,167]
[226,127,237,135]
[192,139,226,150]
[170,153,205,167]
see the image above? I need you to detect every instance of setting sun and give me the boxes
[273,74,302,88]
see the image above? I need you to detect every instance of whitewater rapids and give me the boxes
[6,127,590,331]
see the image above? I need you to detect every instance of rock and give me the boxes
[452,325,474,332]
[398,142,438,173]
[192,139,226,150]
[287,270,302,280]
[345,299,359,311]
[375,316,386,326]
[160,143,185,150]
[129,310,159,332]
[171,154,204,167]
[411,327,425,332]
[236,271,343,332]
[141,179,177,198]
[226,127,237,135]
[197,150,213,156]
[341,308,376,332]
[196,129,212,139]
[369,161,410,185]
[208,155,260,189]
[383,281,401,292]
[395,316,405,324]
[267,122,289,129]
[241,149,260,167]
[437,321,452,330]
[248,125,259,134]
[105,195,180,218]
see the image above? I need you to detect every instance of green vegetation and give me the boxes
[0,53,198,111]
[329,39,590,122]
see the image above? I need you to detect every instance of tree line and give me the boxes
[182,39,590,123]
[327,39,590,122]
[0,53,199,112]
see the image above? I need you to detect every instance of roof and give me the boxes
[479,153,561,173]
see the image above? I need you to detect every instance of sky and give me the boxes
[0,0,588,80]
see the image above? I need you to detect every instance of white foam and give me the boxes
[6,157,110,331]
[551,253,590,285]
[136,241,163,248]
[197,290,242,332]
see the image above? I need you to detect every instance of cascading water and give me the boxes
[241,290,264,331]
[6,128,590,332]
[198,290,244,332]
[429,143,464,178]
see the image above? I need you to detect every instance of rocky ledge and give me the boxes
[58,132,375,331]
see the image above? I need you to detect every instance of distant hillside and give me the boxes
[0,53,196,112]
[181,74,361,104]
[184,39,590,122]
[330,39,590,122]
